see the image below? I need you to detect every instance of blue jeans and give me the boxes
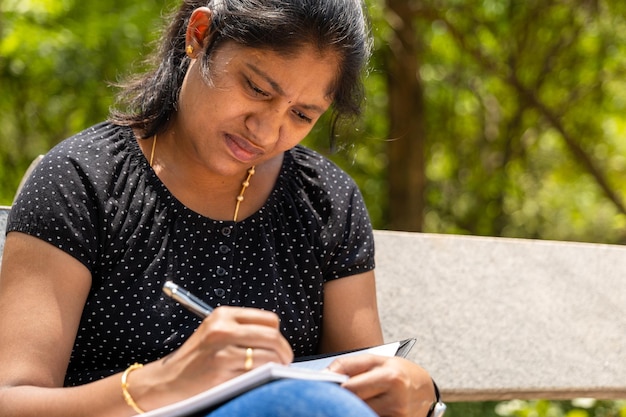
[202,379,378,417]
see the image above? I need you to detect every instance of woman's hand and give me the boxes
[130,306,294,412]
[327,354,435,417]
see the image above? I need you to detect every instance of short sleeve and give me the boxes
[322,182,375,280]
[7,143,102,271]
[288,146,375,282]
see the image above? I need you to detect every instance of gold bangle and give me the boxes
[121,363,145,414]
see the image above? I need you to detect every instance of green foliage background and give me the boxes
[413,0,626,243]
[2,0,626,415]
[4,0,626,243]
[1,0,172,200]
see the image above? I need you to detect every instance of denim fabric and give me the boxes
[201,379,378,417]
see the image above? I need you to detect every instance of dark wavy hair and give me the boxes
[110,0,372,142]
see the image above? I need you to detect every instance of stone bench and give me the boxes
[2,206,625,402]
[375,230,626,401]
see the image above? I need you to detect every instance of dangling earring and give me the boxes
[186,45,194,55]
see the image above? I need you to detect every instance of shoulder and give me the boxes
[281,146,375,279]
[32,122,141,186]
[289,145,350,175]
[287,145,359,194]
[49,121,134,160]
[8,122,149,270]
[12,121,143,217]
[279,145,369,228]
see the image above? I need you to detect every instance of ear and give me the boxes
[185,7,213,58]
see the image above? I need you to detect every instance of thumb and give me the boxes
[327,354,386,377]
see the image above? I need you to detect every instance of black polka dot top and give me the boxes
[7,122,375,386]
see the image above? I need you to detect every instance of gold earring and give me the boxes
[186,45,194,55]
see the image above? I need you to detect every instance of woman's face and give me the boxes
[174,41,339,177]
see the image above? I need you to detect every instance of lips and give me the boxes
[225,133,264,163]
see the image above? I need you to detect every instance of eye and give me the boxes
[246,79,269,97]
[292,109,313,124]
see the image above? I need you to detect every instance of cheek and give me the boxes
[180,73,240,121]
[277,124,315,150]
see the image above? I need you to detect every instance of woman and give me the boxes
[0,0,437,416]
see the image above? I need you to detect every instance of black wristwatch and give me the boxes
[426,379,446,417]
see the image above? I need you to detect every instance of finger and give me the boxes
[233,345,288,372]
[328,355,414,414]
[228,321,293,364]
[199,307,293,364]
[327,353,387,376]
[196,343,291,374]
[219,306,282,328]
[335,357,435,417]
[339,363,391,401]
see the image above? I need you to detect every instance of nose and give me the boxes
[244,105,282,145]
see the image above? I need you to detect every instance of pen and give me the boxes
[162,280,214,318]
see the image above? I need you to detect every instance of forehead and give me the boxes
[215,42,340,101]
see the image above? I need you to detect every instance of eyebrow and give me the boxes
[245,63,330,115]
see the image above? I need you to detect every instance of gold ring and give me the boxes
[244,347,254,371]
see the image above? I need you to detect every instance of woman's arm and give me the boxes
[0,232,293,417]
[320,271,384,353]
[321,270,436,417]
[0,232,135,417]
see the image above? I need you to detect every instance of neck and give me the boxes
[147,134,256,221]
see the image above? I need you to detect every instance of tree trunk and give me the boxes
[385,0,426,231]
